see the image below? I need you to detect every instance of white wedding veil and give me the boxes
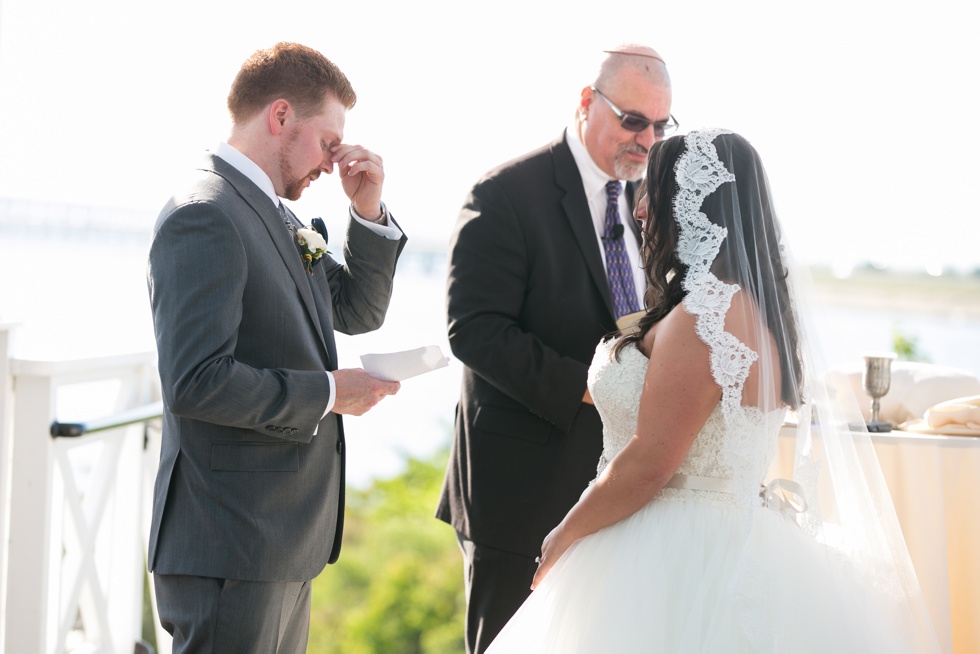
[620,129,941,651]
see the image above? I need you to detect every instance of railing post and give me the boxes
[1,347,164,652]
[4,360,58,653]
[0,322,19,650]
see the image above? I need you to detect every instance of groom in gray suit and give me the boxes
[146,43,406,653]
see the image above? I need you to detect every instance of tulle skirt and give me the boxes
[486,495,935,653]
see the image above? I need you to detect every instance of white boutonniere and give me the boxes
[296,226,328,275]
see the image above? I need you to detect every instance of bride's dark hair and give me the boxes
[615,133,804,408]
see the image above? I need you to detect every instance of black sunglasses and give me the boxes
[591,87,678,137]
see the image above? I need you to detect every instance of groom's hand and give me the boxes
[330,143,384,221]
[331,368,400,416]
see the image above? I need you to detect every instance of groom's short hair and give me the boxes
[227,42,357,123]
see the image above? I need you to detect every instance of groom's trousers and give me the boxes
[154,573,311,654]
[458,533,540,654]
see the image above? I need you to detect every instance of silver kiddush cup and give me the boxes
[863,353,896,432]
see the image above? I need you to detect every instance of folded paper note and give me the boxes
[615,310,646,334]
[360,345,450,382]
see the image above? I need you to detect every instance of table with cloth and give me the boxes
[776,425,979,654]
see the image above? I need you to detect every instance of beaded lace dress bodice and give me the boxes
[587,338,785,508]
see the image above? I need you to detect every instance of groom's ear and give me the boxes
[268,99,291,134]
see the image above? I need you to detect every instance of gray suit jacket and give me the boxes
[147,154,405,582]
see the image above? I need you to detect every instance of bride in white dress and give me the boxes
[486,130,941,653]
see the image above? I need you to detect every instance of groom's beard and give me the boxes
[282,168,321,201]
[278,130,323,202]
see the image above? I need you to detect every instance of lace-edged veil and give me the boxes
[629,129,940,650]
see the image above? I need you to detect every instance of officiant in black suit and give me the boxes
[436,44,676,653]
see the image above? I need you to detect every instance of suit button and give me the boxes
[336,440,343,454]
[290,428,299,436]
[276,427,284,433]
[266,425,275,431]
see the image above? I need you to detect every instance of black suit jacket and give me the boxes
[436,133,641,556]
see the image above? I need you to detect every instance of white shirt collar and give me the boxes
[214,141,280,208]
[565,125,621,202]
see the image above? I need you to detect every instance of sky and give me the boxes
[0,0,978,273]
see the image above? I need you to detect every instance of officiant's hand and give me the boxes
[331,368,400,416]
[531,523,575,589]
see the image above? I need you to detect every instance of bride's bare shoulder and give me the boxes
[643,290,768,355]
[638,302,702,358]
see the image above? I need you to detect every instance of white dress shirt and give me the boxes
[564,128,645,311]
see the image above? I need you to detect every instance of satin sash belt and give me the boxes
[664,473,808,519]
[664,473,733,493]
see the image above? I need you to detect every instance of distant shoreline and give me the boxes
[1,210,978,323]
[810,267,980,321]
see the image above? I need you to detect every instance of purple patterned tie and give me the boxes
[602,180,640,319]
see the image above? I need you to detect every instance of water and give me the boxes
[2,232,978,487]
[821,305,980,376]
[0,230,457,487]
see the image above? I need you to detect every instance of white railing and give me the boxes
[0,323,168,654]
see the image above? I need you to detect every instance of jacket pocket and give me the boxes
[473,405,552,444]
[210,442,300,472]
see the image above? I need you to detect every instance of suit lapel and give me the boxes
[279,205,332,356]
[551,136,617,320]
[206,156,331,360]
[307,266,339,369]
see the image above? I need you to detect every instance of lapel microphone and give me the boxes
[602,224,625,240]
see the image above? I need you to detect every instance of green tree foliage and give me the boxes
[308,449,465,653]
[892,326,931,362]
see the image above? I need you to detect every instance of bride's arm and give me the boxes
[532,304,720,588]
